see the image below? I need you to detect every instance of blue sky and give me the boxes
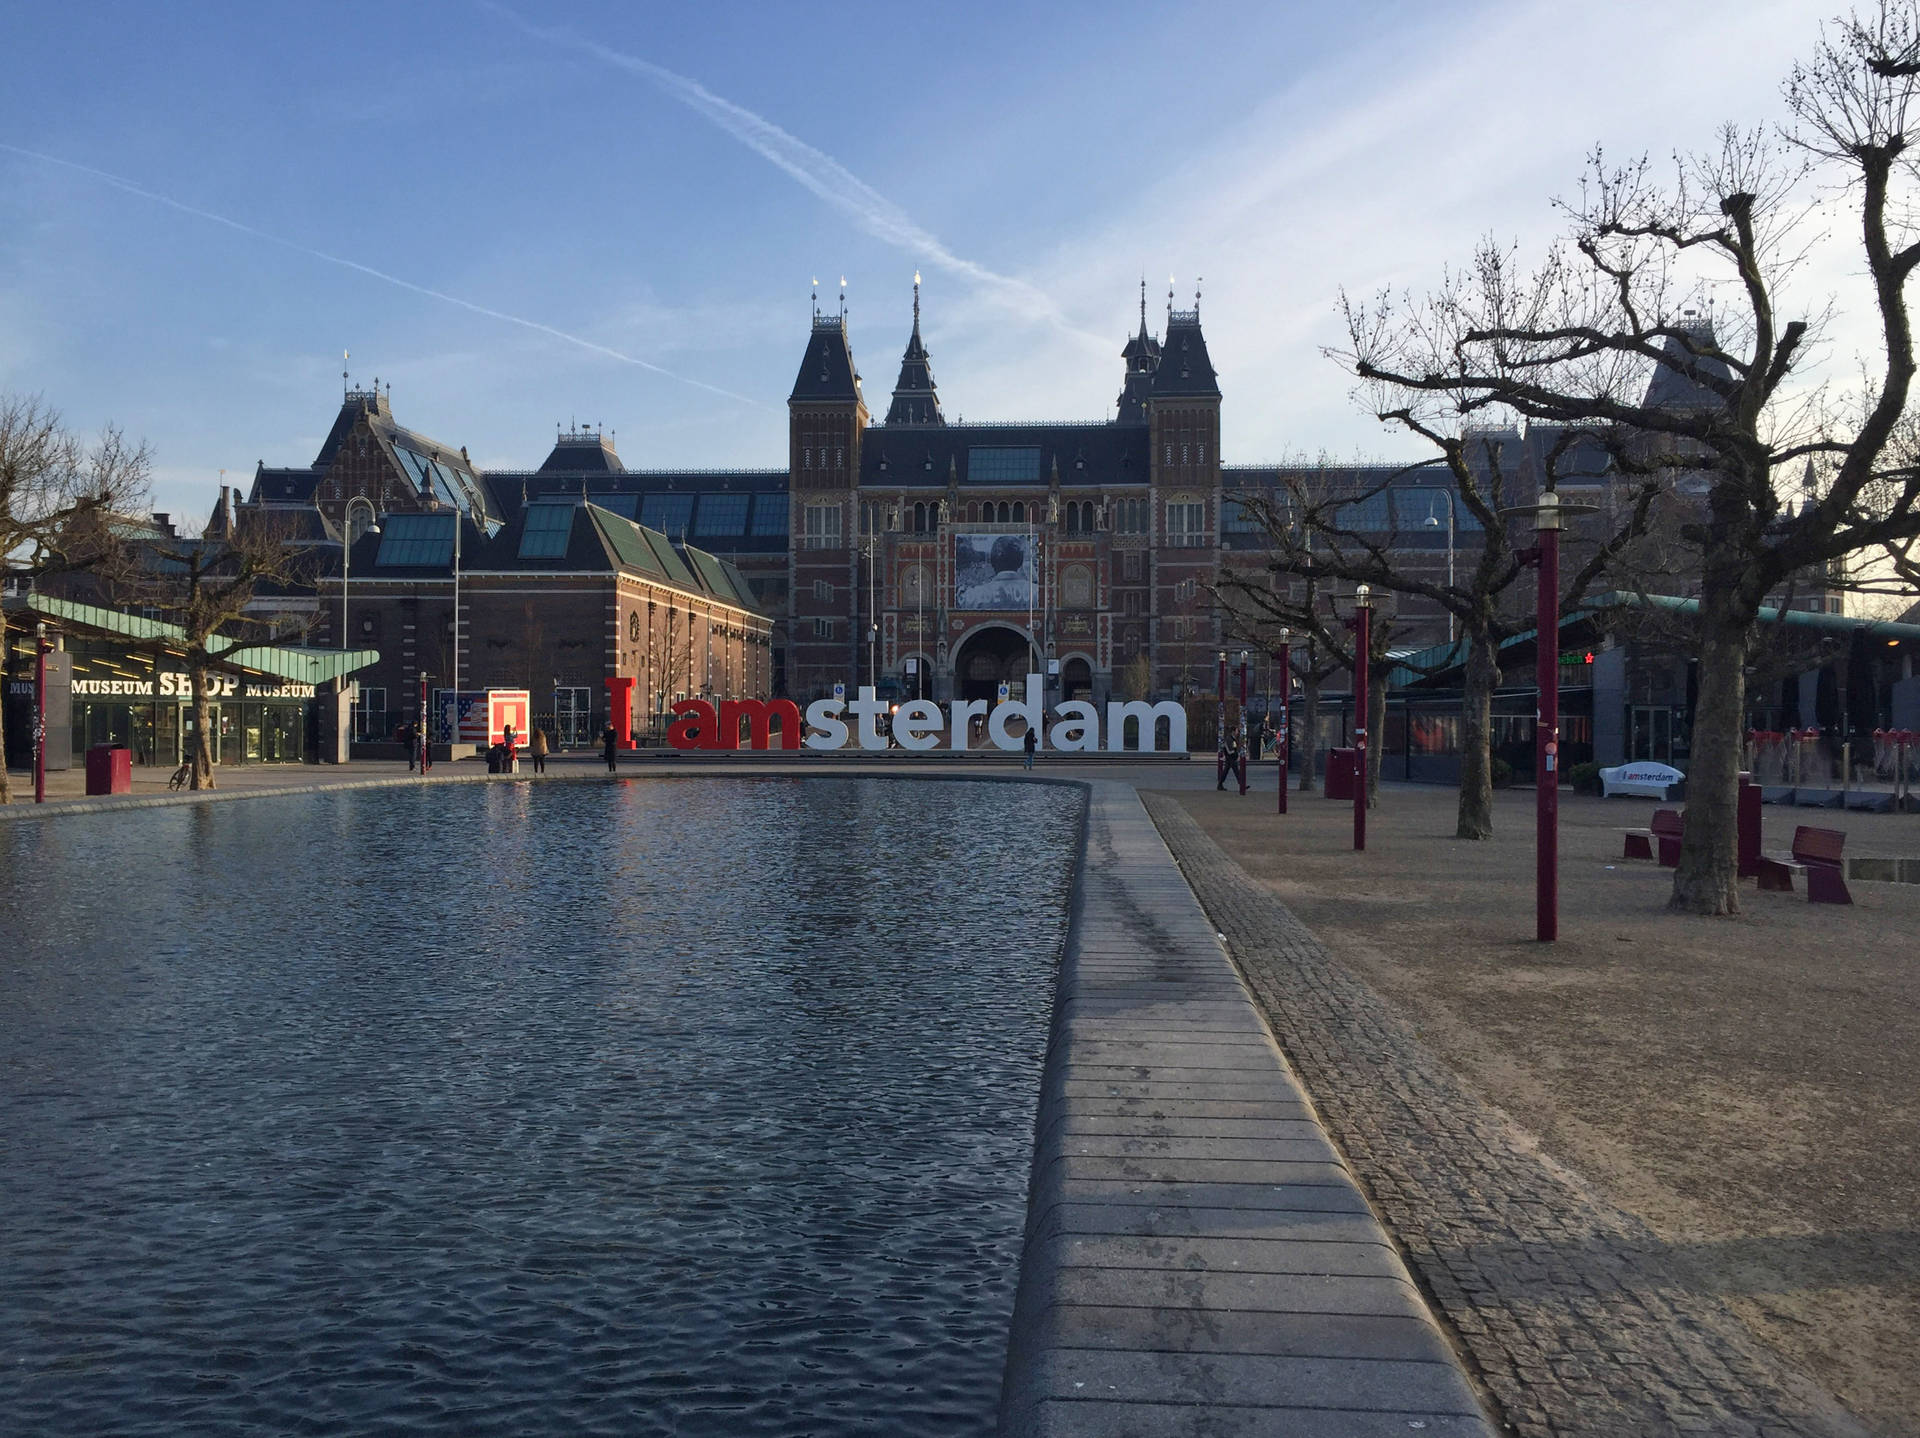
[1,1,1832,522]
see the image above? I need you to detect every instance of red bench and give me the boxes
[1622,808,1684,867]
[1756,826,1851,904]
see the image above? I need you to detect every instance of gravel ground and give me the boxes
[1147,780,1919,1437]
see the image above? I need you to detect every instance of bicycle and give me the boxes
[167,762,193,791]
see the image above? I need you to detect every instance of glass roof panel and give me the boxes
[966,446,1042,483]
[374,512,455,567]
[749,495,789,536]
[518,503,574,559]
[695,493,749,537]
[640,493,696,537]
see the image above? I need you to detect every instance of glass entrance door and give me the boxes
[1630,706,1672,764]
[184,705,221,766]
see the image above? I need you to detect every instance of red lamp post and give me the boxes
[1506,489,1596,941]
[1351,585,1371,852]
[34,620,49,804]
[1215,650,1228,790]
[1273,629,1290,814]
[1237,650,1250,794]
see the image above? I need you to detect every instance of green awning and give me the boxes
[1386,590,1920,689]
[9,593,378,683]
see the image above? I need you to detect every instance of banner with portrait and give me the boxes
[953,532,1033,611]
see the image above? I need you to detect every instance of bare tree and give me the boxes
[0,396,151,803]
[146,519,313,789]
[1217,557,1398,805]
[1333,4,1920,913]
[1221,447,1654,837]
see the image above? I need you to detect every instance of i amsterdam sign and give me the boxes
[666,675,1188,753]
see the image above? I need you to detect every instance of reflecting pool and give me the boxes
[0,777,1083,1436]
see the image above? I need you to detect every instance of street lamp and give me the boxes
[1273,627,1291,814]
[1236,649,1250,794]
[1424,493,1456,644]
[1503,488,1598,941]
[1350,586,1372,852]
[338,496,379,749]
[33,620,48,804]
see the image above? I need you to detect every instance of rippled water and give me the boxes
[0,777,1082,1436]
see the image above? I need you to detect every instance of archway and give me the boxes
[953,625,1033,703]
[1061,656,1094,701]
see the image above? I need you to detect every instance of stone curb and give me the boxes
[1140,792,1874,1438]
[997,782,1495,1437]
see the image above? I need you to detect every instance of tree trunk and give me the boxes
[1298,678,1321,792]
[190,662,216,791]
[0,607,12,806]
[1366,666,1387,806]
[1669,593,1750,914]
[1456,629,1497,839]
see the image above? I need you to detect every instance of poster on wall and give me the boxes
[953,533,1033,610]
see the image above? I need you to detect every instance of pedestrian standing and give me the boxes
[1022,720,1038,771]
[398,719,416,771]
[529,726,548,774]
[502,721,517,773]
[602,724,618,773]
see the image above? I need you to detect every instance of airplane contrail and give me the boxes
[484,4,1109,351]
[0,140,771,409]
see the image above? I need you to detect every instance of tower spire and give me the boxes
[886,272,944,427]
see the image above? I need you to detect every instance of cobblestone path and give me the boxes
[1142,794,1869,1438]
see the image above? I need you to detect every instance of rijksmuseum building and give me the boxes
[236,283,1399,742]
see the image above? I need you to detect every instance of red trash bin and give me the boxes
[1324,747,1357,801]
[86,744,133,796]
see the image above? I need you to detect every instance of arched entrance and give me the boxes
[1061,656,1093,701]
[953,625,1033,703]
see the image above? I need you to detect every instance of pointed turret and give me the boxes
[1642,310,1732,414]
[885,273,945,427]
[1117,278,1162,424]
[1149,284,1221,400]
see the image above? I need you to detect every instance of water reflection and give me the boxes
[0,777,1082,1436]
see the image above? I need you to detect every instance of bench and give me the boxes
[1756,825,1852,904]
[1622,808,1684,866]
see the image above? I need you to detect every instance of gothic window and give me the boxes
[1062,565,1093,607]
[1011,501,1025,523]
[1167,501,1205,547]
[803,502,843,549]
[1065,504,1081,535]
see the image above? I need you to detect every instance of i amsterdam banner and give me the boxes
[66,672,318,701]
[666,675,1188,753]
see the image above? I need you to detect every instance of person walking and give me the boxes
[602,724,619,773]
[398,719,416,771]
[1218,729,1240,790]
[529,726,548,775]
[1022,720,1038,771]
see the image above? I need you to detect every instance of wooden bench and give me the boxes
[1756,825,1852,904]
[1622,808,1684,867]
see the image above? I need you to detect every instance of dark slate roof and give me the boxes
[861,422,1150,487]
[1148,311,1221,399]
[790,315,862,402]
[884,286,945,427]
[484,468,791,556]
[1643,321,1734,413]
[1117,316,1162,425]
[249,466,321,505]
[536,433,625,473]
